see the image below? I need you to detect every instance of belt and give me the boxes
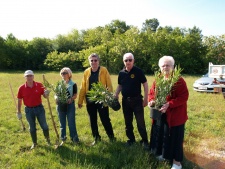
[26,104,42,108]
[124,95,142,100]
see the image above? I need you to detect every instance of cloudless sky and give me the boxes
[1,0,225,40]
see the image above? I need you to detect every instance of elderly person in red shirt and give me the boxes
[148,56,188,169]
[17,70,50,149]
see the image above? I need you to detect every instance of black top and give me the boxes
[66,83,77,98]
[118,66,147,98]
[89,66,100,90]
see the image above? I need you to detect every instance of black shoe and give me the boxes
[125,140,135,146]
[142,142,149,150]
[30,143,38,150]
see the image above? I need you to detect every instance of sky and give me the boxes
[0,0,225,40]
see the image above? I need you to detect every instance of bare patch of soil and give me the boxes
[185,139,225,169]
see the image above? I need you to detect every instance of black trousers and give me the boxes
[150,114,185,162]
[86,103,114,140]
[122,97,148,143]
[163,123,185,162]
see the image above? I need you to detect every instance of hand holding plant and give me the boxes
[87,82,121,111]
[43,78,69,104]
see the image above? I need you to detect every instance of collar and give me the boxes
[25,81,37,88]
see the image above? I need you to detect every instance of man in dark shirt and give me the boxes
[115,53,149,149]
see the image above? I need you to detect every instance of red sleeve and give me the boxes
[148,81,156,102]
[167,77,189,108]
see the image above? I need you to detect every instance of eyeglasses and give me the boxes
[124,59,133,62]
[61,72,68,75]
[90,59,98,62]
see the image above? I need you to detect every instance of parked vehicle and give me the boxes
[193,63,225,93]
[193,73,225,92]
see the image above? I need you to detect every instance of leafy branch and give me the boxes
[154,65,182,109]
[43,79,69,104]
[87,82,121,111]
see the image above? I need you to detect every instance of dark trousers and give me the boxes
[86,103,114,140]
[163,123,185,162]
[149,113,166,155]
[122,97,148,143]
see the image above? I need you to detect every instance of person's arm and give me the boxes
[17,99,23,120]
[115,85,122,99]
[142,82,148,107]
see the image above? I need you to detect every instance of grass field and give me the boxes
[0,71,225,169]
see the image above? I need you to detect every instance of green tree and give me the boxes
[203,35,225,64]
[142,18,159,32]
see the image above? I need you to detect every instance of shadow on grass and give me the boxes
[42,140,203,169]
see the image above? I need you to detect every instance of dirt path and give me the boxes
[185,144,225,169]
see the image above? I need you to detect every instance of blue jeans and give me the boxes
[25,104,49,132]
[57,102,79,142]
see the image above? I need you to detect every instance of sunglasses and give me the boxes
[61,72,68,75]
[90,59,98,62]
[124,59,133,62]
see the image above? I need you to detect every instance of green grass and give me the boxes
[0,72,224,169]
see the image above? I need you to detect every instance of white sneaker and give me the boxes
[171,163,182,169]
[156,155,165,161]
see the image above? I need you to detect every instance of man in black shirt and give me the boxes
[115,53,149,149]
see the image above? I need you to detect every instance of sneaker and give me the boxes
[171,164,182,169]
[59,141,65,146]
[90,137,101,146]
[30,143,37,150]
[156,155,165,161]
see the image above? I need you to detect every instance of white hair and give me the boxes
[123,53,134,60]
[158,56,175,68]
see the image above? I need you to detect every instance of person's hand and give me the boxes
[44,90,50,97]
[143,99,148,107]
[114,94,119,100]
[159,102,169,113]
[148,100,155,108]
[17,112,22,120]
[78,104,82,109]
[68,98,73,104]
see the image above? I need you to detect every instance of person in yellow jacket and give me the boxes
[78,53,115,146]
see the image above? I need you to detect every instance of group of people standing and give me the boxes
[16,53,188,169]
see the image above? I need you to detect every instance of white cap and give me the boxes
[24,70,34,77]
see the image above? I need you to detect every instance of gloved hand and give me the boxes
[44,90,50,97]
[17,112,22,120]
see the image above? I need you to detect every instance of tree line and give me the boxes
[0,19,225,74]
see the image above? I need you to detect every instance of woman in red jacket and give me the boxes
[148,56,189,169]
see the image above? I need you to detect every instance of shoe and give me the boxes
[72,140,80,145]
[30,143,37,150]
[171,164,182,169]
[59,141,65,146]
[125,140,135,146]
[142,142,149,150]
[156,155,165,161]
[90,138,101,146]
